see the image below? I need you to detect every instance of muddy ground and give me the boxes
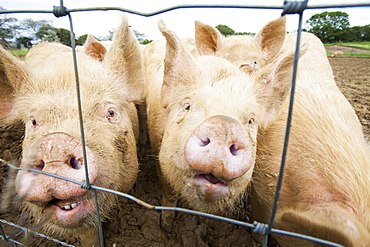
[1,56,370,247]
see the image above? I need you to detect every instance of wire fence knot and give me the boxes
[281,0,309,16]
[0,233,9,242]
[253,221,269,235]
[80,181,92,190]
[53,5,68,17]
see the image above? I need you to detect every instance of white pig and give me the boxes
[195,16,370,246]
[144,19,301,231]
[0,14,144,246]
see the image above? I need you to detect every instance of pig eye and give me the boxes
[181,98,192,113]
[183,102,191,111]
[30,117,39,127]
[105,106,120,124]
[106,109,116,119]
[248,118,255,125]
[107,110,115,117]
[253,60,258,65]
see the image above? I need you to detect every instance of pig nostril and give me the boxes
[69,156,82,170]
[34,160,45,171]
[199,137,210,147]
[229,144,239,156]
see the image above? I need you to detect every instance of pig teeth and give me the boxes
[186,183,194,188]
[61,202,80,211]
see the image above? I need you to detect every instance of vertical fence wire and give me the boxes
[263,1,308,246]
[0,223,8,242]
[0,1,367,246]
[53,0,105,245]
[52,0,105,245]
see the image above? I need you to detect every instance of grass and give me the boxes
[327,52,370,57]
[325,42,370,50]
[340,42,370,50]
[8,49,28,56]
[325,41,370,57]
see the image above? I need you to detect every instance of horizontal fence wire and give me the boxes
[0,219,75,247]
[1,2,370,16]
[1,1,368,246]
[0,159,343,247]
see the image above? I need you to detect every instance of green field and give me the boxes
[8,49,28,56]
[340,42,370,50]
[327,52,370,57]
[325,41,370,57]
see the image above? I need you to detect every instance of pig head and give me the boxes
[195,15,286,73]
[0,14,144,246]
[144,19,299,230]
[195,15,370,246]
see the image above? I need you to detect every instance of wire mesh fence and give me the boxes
[0,1,369,246]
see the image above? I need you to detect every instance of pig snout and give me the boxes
[184,115,253,201]
[15,132,99,225]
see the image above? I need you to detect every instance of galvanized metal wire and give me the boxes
[0,160,344,247]
[53,0,105,244]
[0,219,75,247]
[1,1,367,246]
[263,1,309,246]
[1,2,370,16]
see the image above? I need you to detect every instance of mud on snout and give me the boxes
[15,132,99,228]
[182,115,255,212]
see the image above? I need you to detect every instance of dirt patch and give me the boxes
[1,57,369,246]
[328,57,370,141]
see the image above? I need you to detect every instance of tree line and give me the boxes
[215,11,369,44]
[0,6,152,49]
[0,13,101,49]
[305,11,370,43]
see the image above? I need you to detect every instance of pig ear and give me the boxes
[195,20,224,56]
[158,19,197,108]
[83,35,107,62]
[104,14,145,103]
[0,46,27,125]
[256,44,307,126]
[255,15,286,61]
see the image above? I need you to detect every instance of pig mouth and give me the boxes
[42,197,94,226]
[50,199,82,211]
[186,174,230,202]
[197,174,224,185]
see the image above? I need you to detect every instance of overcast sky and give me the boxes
[1,0,370,41]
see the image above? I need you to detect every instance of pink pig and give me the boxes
[195,16,370,246]
[143,19,300,231]
[0,14,144,246]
